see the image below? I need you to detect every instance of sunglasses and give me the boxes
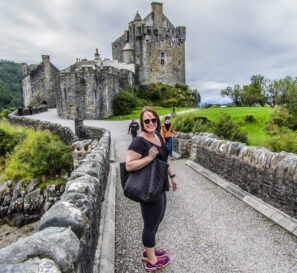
[143,118,158,124]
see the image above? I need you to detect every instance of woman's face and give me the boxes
[142,111,157,133]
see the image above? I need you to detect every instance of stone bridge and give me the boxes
[0,109,296,273]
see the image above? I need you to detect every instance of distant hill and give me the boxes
[0,59,23,110]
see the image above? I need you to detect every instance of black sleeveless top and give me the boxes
[128,133,169,163]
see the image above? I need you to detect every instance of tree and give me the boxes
[192,89,201,107]
[240,75,267,106]
[276,76,297,105]
[221,84,242,106]
[0,60,23,110]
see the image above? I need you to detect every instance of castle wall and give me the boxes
[58,65,135,120]
[112,32,127,62]
[22,75,32,107]
[22,56,59,108]
[112,3,186,86]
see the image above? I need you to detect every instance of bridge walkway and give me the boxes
[114,140,296,273]
[27,109,297,273]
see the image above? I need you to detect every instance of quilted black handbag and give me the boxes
[120,139,169,203]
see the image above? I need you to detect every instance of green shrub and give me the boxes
[172,113,196,133]
[0,127,26,156]
[193,120,215,133]
[213,113,248,143]
[161,98,179,108]
[113,91,138,115]
[266,106,297,130]
[3,130,73,181]
[0,108,15,119]
[175,83,188,91]
[245,114,255,122]
[268,129,297,153]
[173,112,247,143]
[150,88,161,101]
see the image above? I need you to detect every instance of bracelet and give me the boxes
[170,174,175,179]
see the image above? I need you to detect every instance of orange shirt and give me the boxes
[161,123,177,141]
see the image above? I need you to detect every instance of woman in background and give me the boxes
[161,116,178,157]
[128,117,139,139]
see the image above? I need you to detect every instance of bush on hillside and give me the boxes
[172,113,197,133]
[266,106,297,131]
[213,113,247,143]
[173,112,247,143]
[0,108,15,119]
[268,128,297,153]
[113,91,138,115]
[245,114,255,122]
[0,128,25,156]
[3,131,73,181]
[136,83,198,107]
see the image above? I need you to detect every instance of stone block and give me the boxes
[0,258,61,273]
[0,227,79,273]
[39,201,88,239]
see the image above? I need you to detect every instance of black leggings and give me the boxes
[140,192,167,248]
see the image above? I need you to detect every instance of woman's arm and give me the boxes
[168,164,177,191]
[126,147,158,172]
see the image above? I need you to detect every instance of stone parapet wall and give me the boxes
[1,110,111,273]
[8,108,78,145]
[173,133,297,218]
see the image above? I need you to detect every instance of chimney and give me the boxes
[95,48,100,60]
[151,2,163,27]
[42,55,50,63]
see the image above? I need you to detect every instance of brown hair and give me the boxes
[140,106,161,132]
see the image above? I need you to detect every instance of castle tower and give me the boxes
[112,2,186,86]
[151,2,163,28]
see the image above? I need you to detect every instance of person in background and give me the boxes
[161,116,178,157]
[128,117,140,139]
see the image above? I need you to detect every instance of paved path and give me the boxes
[28,109,297,273]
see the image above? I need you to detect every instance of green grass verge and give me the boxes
[192,106,274,146]
[99,107,198,121]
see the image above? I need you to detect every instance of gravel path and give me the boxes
[25,109,297,273]
[115,141,297,273]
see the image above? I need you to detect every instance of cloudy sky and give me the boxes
[1,0,297,103]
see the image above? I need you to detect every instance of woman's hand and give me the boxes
[148,146,159,160]
[171,177,177,191]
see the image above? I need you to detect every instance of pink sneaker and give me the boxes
[145,256,170,271]
[142,249,167,262]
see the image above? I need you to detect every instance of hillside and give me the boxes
[179,106,274,147]
[0,60,23,110]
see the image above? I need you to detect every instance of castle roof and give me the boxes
[134,11,142,21]
[123,43,133,51]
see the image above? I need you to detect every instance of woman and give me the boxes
[161,116,178,157]
[125,106,177,271]
[128,117,139,139]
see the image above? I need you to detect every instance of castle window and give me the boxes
[137,27,141,35]
[147,27,151,35]
[154,29,158,36]
[179,60,181,65]
[161,52,165,66]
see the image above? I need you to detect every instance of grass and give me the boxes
[99,107,198,120]
[0,120,72,185]
[38,178,67,190]
[191,106,274,146]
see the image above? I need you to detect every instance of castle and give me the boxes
[22,2,186,119]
